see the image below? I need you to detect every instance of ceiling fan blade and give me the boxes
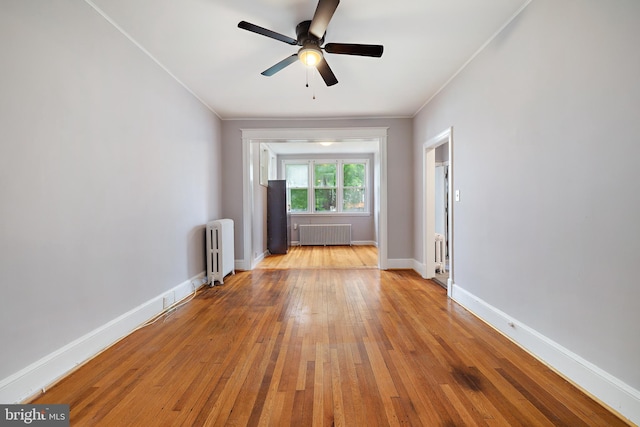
[324,43,384,57]
[238,21,297,45]
[316,57,338,86]
[261,54,299,76]
[309,0,340,39]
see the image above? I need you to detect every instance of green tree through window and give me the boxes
[343,163,366,212]
[286,163,308,212]
[314,163,336,212]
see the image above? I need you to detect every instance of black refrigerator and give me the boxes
[267,180,290,254]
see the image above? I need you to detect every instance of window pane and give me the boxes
[343,188,365,212]
[286,164,308,187]
[314,163,336,187]
[343,163,365,187]
[289,189,308,212]
[315,189,336,212]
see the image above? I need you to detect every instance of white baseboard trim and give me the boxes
[246,251,268,270]
[235,259,249,271]
[351,240,377,246]
[290,241,376,247]
[451,283,640,426]
[412,259,427,278]
[0,272,207,404]
[255,250,268,264]
[386,258,414,270]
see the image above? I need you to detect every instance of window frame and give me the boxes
[341,161,368,213]
[283,158,370,216]
[284,162,311,213]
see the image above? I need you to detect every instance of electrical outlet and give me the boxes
[162,292,175,309]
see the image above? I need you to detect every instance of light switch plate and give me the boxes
[455,190,460,202]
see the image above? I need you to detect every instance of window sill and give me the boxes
[289,212,371,217]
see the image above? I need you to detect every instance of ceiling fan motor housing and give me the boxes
[296,20,324,46]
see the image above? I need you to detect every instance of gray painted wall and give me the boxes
[0,1,221,380]
[221,118,413,261]
[414,0,640,391]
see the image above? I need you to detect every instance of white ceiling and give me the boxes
[88,0,529,120]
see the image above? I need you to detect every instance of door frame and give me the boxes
[241,127,388,270]
[423,127,454,297]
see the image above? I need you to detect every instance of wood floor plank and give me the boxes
[30,246,631,426]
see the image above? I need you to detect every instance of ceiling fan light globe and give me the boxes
[299,47,322,67]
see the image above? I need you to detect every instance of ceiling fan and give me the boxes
[238,0,383,87]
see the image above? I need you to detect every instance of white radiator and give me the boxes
[206,219,235,285]
[299,224,351,246]
[435,233,446,273]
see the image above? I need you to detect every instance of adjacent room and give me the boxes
[1,0,638,425]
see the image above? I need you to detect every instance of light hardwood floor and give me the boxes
[31,246,628,426]
[256,245,378,269]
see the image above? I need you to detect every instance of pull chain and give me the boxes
[304,67,317,100]
[312,67,317,100]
